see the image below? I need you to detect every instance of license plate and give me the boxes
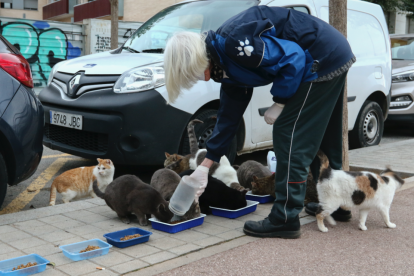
[50,110,83,130]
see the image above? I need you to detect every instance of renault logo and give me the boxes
[67,74,82,97]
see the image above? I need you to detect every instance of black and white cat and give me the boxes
[316,162,405,232]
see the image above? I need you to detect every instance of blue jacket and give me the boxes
[205,6,355,162]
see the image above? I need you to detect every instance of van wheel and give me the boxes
[349,101,384,149]
[181,109,237,164]
[0,153,8,208]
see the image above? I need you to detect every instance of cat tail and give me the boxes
[187,119,203,155]
[316,150,331,182]
[92,180,106,199]
[49,182,57,206]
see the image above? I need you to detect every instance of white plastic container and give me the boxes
[169,175,199,216]
[267,151,277,173]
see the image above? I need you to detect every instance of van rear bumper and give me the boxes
[40,87,192,166]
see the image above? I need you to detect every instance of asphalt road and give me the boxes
[1,124,412,215]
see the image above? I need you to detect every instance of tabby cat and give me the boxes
[236,160,272,190]
[150,168,201,220]
[49,158,114,205]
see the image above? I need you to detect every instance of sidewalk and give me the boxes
[1,140,414,276]
[349,139,414,177]
[157,183,414,276]
[0,195,314,276]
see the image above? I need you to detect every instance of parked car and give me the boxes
[387,34,414,123]
[0,35,44,207]
[39,0,391,166]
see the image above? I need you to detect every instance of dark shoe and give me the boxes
[305,202,352,222]
[243,217,301,239]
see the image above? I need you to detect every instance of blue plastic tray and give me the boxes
[59,239,112,261]
[0,254,49,276]
[210,200,259,219]
[149,214,206,234]
[103,227,152,248]
[245,191,274,204]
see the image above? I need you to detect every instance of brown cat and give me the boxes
[93,175,173,226]
[150,168,201,220]
[49,158,114,206]
[165,119,202,173]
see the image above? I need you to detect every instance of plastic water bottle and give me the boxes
[169,175,200,216]
[267,151,277,173]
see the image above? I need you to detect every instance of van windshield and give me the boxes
[391,37,414,60]
[123,0,258,53]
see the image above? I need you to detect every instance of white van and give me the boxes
[39,0,391,166]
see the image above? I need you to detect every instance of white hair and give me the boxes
[164,32,209,104]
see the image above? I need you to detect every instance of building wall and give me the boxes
[0,0,47,20]
[123,0,180,22]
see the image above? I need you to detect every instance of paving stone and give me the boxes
[147,231,166,240]
[69,201,97,211]
[147,237,186,250]
[0,250,25,261]
[0,230,32,242]
[53,236,86,247]
[38,230,76,242]
[46,252,74,266]
[0,225,16,234]
[53,219,85,230]
[22,243,61,256]
[300,216,316,225]
[39,268,67,276]
[170,230,210,243]
[8,236,47,250]
[24,225,61,237]
[81,231,108,241]
[0,243,17,255]
[168,243,201,255]
[216,229,245,240]
[39,215,71,224]
[111,259,149,274]
[13,219,46,229]
[85,198,106,206]
[235,213,266,222]
[86,269,118,276]
[193,222,231,235]
[77,214,109,224]
[89,251,133,267]
[91,219,127,230]
[64,210,95,219]
[65,225,101,236]
[193,236,224,247]
[85,206,112,214]
[140,251,177,265]
[58,259,97,276]
[255,207,272,217]
[204,216,245,229]
[119,244,160,258]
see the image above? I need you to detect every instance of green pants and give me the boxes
[268,73,347,224]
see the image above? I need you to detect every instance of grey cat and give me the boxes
[93,175,173,226]
[150,168,201,220]
[236,160,273,190]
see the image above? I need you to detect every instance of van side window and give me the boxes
[286,6,310,14]
[320,7,386,59]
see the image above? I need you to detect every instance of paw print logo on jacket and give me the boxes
[236,38,254,57]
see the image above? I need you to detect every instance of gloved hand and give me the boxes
[190,165,209,202]
[264,103,285,125]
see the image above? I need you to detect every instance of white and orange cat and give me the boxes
[49,158,115,205]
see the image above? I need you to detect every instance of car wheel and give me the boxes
[0,153,8,208]
[349,100,384,149]
[181,109,237,164]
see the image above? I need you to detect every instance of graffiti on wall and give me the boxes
[0,20,82,88]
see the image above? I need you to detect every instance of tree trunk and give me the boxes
[329,0,349,171]
[109,0,119,50]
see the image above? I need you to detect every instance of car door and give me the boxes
[250,2,317,148]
